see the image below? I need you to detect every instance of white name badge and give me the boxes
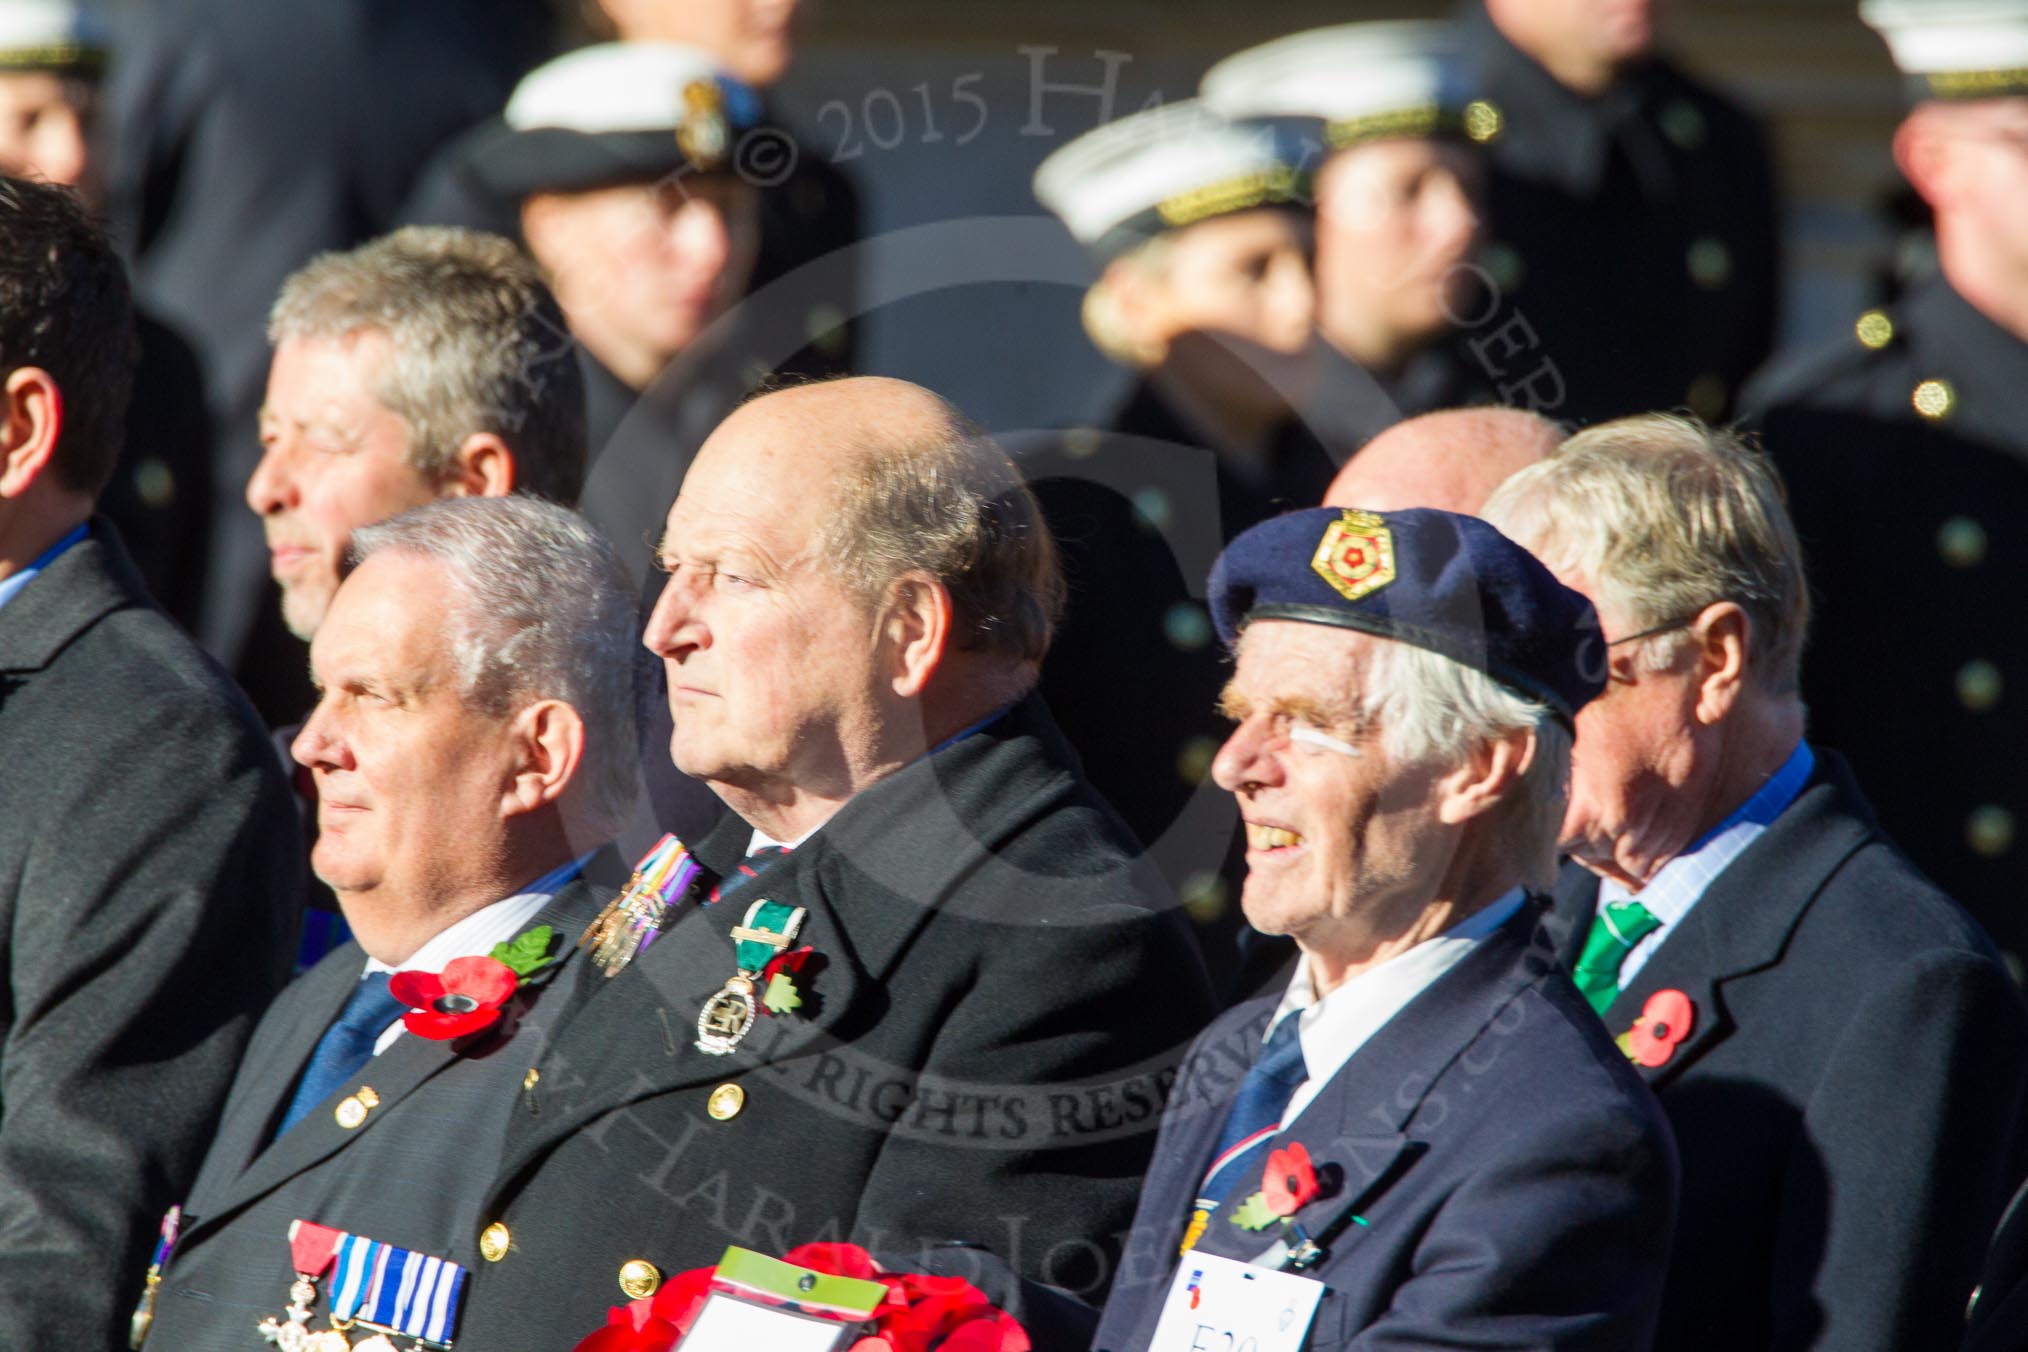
[1147,1251,1325,1352]
[676,1292,858,1351]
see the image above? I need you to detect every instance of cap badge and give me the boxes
[1310,510,1397,604]
[677,79,730,169]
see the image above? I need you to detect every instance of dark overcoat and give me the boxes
[453,698,1217,1348]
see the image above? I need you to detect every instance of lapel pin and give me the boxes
[1618,989,1694,1068]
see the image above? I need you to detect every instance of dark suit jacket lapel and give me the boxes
[196,877,605,1227]
[1189,909,1542,1266]
[1594,758,1878,1090]
[0,523,136,677]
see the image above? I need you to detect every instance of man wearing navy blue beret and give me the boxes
[1095,505,1679,1351]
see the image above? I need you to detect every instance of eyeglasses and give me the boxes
[1604,615,1699,648]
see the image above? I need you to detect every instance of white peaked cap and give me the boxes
[0,0,106,68]
[1202,21,1468,128]
[1863,0,2028,93]
[1033,99,1303,255]
[506,42,753,134]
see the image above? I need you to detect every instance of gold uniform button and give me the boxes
[1686,237,1731,290]
[1938,516,1989,569]
[334,1086,379,1130]
[1967,806,2016,858]
[1913,378,1956,421]
[522,1068,541,1092]
[479,1222,511,1263]
[618,1259,663,1300]
[1463,99,1503,143]
[1175,735,1220,786]
[1856,309,1895,349]
[1661,98,1706,149]
[707,1082,746,1120]
[1957,660,2003,712]
[1685,374,1728,421]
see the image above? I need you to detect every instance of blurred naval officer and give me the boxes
[1461,0,1780,424]
[1025,99,1322,991]
[1201,21,1504,441]
[576,0,859,380]
[1743,0,2028,974]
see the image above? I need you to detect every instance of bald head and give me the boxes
[687,376,1064,668]
[1325,407,1563,515]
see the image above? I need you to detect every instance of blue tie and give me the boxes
[275,972,406,1138]
[1199,1013,1309,1205]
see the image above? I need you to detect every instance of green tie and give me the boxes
[1572,899,1662,1015]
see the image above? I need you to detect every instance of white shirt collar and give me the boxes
[1269,888,1525,1129]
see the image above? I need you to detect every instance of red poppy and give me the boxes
[940,1311,1032,1352]
[1262,1141,1319,1216]
[763,945,817,986]
[1624,989,1695,1068]
[568,1301,680,1352]
[389,956,519,1040]
[645,1265,715,1333]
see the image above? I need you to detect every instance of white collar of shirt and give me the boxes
[1603,740,1815,987]
[1267,887,1526,1129]
[360,855,587,1053]
[0,523,86,617]
[745,825,818,853]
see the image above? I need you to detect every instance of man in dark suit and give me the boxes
[135,496,643,1350]
[1484,413,2028,1352]
[0,176,303,1350]
[1096,506,1677,1351]
[1742,2,2028,973]
[452,377,1215,1347]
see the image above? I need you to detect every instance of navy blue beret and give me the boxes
[1208,507,1607,727]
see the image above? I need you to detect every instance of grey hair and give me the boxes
[1360,639,1572,891]
[269,226,588,507]
[1482,413,1809,694]
[350,497,641,838]
[816,393,1065,673]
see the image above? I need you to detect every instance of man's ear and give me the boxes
[1690,602,1751,726]
[0,366,64,499]
[445,432,516,498]
[1894,107,1957,212]
[880,569,953,699]
[502,699,586,818]
[1436,728,1536,826]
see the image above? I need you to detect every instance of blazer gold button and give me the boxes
[522,1068,541,1092]
[618,1259,663,1299]
[1913,378,1956,421]
[334,1086,379,1130]
[707,1083,745,1120]
[479,1222,511,1263]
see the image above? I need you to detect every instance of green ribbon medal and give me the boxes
[695,898,806,1055]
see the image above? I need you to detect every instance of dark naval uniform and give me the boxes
[453,698,1215,1348]
[1461,4,1780,426]
[1743,276,2028,970]
[1017,383,1340,998]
